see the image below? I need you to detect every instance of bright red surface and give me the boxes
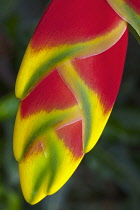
[31,0,122,49]
[56,120,83,158]
[126,0,140,12]
[73,29,128,112]
[20,70,77,118]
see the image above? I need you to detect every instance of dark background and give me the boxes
[0,0,140,209]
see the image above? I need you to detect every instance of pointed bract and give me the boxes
[14,71,84,204]
[58,30,128,152]
[15,0,126,99]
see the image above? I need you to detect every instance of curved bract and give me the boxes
[107,0,140,35]
[15,0,127,99]
[13,0,131,205]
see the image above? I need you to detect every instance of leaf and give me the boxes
[0,95,19,121]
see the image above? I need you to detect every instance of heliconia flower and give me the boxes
[13,0,139,205]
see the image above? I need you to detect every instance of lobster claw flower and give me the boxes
[13,0,139,205]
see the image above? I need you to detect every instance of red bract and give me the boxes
[13,0,139,205]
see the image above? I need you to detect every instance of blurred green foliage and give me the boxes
[0,0,140,209]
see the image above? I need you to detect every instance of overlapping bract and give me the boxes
[13,0,139,205]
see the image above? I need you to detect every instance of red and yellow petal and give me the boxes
[107,0,140,35]
[14,70,82,161]
[58,29,128,152]
[15,0,126,100]
[14,70,83,204]
[19,123,83,204]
